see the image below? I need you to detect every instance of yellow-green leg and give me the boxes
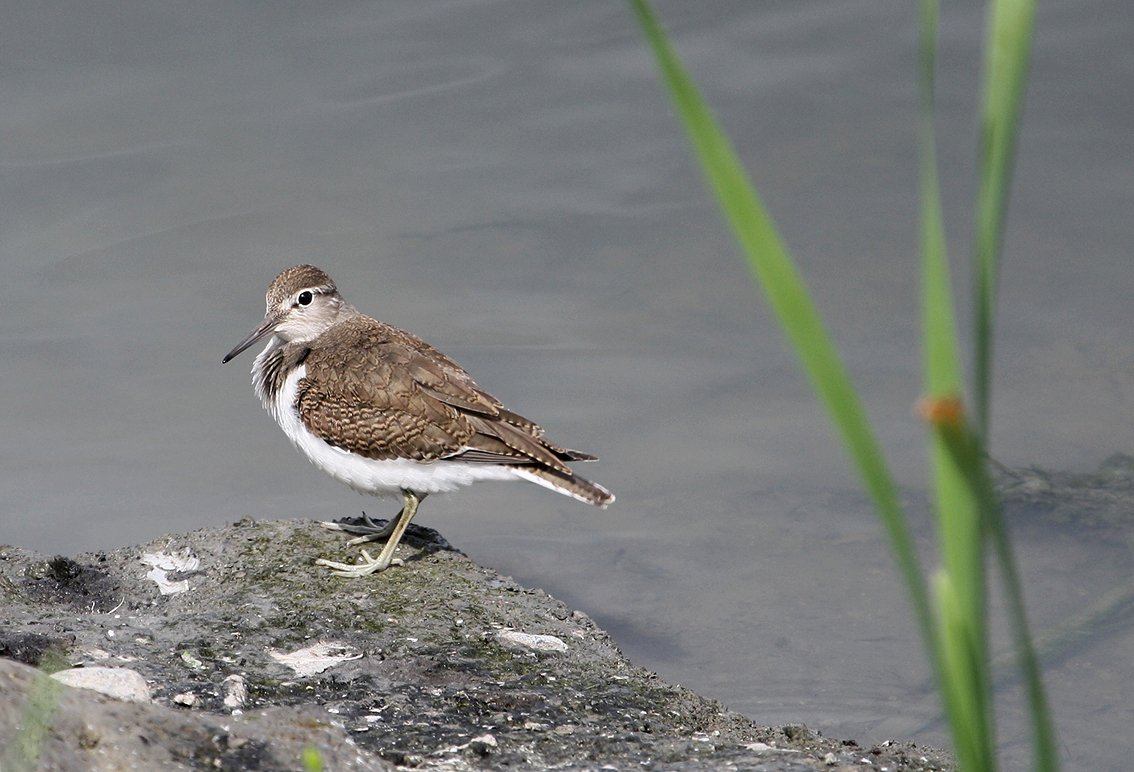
[316,490,424,577]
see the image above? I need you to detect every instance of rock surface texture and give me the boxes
[0,518,952,771]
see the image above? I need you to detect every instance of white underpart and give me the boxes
[253,341,546,497]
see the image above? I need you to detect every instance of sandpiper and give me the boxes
[223,265,613,576]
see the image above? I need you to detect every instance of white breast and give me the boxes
[260,360,522,498]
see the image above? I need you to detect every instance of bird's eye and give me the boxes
[297,290,314,306]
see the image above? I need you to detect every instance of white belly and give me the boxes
[265,364,522,497]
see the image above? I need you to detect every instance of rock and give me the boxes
[495,630,569,653]
[222,673,248,709]
[0,520,953,771]
[172,691,200,708]
[268,640,363,676]
[50,666,152,703]
[0,660,389,772]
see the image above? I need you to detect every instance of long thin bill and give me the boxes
[222,315,279,363]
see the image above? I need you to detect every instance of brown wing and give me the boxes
[295,315,578,474]
[295,316,473,461]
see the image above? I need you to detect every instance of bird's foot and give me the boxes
[315,549,405,578]
[317,493,421,577]
[319,512,397,544]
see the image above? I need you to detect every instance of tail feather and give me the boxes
[556,447,598,463]
[511,466,614,508]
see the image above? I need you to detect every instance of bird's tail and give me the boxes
[511,465,614,508]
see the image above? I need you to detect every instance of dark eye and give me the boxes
[297,290,314,306]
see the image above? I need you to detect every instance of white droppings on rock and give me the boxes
[223,673,248,709]
[141,550,201,595]
[51,666,152,703]
[173,692,200,708]
[495,630,569,653]
[269,641,362,676]
[465,733,498,757]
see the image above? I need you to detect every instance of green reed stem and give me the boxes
[628,0,936,669]
[630,0,1055,770]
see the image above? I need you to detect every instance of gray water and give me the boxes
[3,1,1132,769]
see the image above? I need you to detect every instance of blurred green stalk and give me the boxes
[628,0,1055,769]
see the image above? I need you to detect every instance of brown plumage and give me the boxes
[223,264,612,576]
[295,315,610,503]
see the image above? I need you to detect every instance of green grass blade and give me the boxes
[918,2,996,769]
[934,569,994,772]
[971,1,1060,769]
[928,418,998,772]
[628,0,934,649]
[972,0,1037,438]
[986,480,1060,772]
[919,0,981,637]
[632,2,1056,770]
[918,0,960,400]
